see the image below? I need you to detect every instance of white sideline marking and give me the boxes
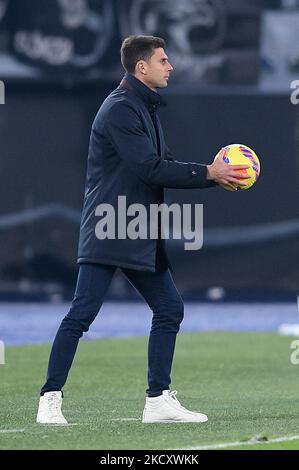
[111,418,140,422]
[0,429,25,433]
[38,423,79,427]
[177,435,299,450]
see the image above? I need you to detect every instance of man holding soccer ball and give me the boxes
[37,35,249,425]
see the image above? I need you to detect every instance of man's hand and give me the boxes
[207,148,251,191]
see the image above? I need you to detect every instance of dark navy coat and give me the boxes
[78,73,216,271]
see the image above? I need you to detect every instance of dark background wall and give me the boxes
[1,83,299,298]
[1,0,299,299]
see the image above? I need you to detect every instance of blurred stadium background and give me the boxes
[1,0,299,306]
[1,0,299,451]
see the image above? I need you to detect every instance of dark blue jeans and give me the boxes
[40,263,184,397]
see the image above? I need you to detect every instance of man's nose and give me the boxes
[168,63,174,72]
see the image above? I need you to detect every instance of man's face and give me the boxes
[139,48,173,90]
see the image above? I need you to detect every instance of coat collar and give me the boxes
[119,73,166,110]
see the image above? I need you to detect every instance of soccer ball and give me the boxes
[220,144,260,191]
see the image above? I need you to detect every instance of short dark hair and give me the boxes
[121,35,166,74]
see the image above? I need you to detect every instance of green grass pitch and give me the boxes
[1,332,299,450]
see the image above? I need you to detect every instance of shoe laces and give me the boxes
[46,393,62,414]
[168,390,188,411]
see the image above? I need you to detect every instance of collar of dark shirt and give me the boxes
[119,73,167,111]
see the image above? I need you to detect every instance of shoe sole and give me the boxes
[36,422,68,425]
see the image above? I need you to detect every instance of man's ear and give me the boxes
[136,60,147,75]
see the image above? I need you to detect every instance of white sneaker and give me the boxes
[142,390,208,423]
[36,391,68,424]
